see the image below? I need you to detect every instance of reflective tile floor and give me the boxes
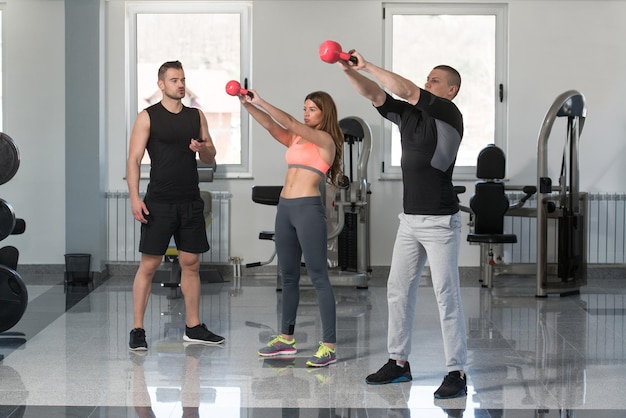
[1,269,626,417]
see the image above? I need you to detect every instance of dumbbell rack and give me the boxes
[0,132,28,338]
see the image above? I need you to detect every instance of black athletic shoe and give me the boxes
[365,359,412,385]
[129,328,148,351]
[434,371,468,399]
[183,323,225,345]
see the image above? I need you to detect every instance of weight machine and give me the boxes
[470,90,588,297]
[246,116,372,289]
[326,116,372,287]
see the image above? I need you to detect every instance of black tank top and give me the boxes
[145,102,201,203]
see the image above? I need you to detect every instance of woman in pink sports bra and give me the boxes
[238,89,344,367]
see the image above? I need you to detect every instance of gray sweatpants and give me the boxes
[275,196,336,343]
[387,212,467,372]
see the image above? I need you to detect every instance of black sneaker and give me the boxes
[183,323,225,345]
[434,371,467,399]
[365,359,412,385]
[129,328,148,351]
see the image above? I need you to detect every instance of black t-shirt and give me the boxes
[145,102,201,203]
[376,89,464,215]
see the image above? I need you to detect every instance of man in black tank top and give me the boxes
[336,52,469,400]
[126,61,224,351]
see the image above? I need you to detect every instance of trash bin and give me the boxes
[64,253,92,285]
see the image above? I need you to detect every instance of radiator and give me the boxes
[105,191,231,263]
[501,193,626,264]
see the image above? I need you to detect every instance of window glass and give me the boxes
[383,4,507,179]
[129,3,251,177]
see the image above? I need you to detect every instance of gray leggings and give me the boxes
[275,196,336,343]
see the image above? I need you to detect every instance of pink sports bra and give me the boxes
[285,136,330,177]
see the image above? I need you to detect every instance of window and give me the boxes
[127,2,251,178]
[382,3,507,179]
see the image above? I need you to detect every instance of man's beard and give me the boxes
[164,90,185,100]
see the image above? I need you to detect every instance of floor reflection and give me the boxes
[1,273,626,417]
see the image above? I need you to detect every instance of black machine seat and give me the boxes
[259,231,275,241]
[246,186,283,274]
[250,186,283,242]
[466,183,517,244]
[251,186,283,206]
[339,117,365,143]
[467,144,517,245]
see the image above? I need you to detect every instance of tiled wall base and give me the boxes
[16,263,625,283]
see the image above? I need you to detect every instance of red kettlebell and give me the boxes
[319,40,358,64]
[225,80,253,98]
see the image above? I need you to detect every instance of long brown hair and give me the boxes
[305,91,343,187]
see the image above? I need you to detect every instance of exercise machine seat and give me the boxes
[245,186,283,289]
[245,186,282,268]
[467,144,517,244]
[251,186,283,206]
[251,186,282,242]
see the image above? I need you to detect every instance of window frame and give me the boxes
[126,1,252,179]
[381,3,508,180]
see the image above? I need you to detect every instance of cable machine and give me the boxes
[246,116,372,289]
[325,116,372,288]
[535,90,587,297]
[469,91,588,297]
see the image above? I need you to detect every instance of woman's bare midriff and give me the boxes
[281,167,325,199]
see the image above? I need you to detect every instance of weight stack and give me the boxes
[557,213,584,283]
[338,212,358,271]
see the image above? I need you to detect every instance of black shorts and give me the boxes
[139,197,210,256]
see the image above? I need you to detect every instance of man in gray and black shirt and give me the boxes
[337,52,468,399]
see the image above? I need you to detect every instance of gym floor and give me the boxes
[1,268,626,417]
